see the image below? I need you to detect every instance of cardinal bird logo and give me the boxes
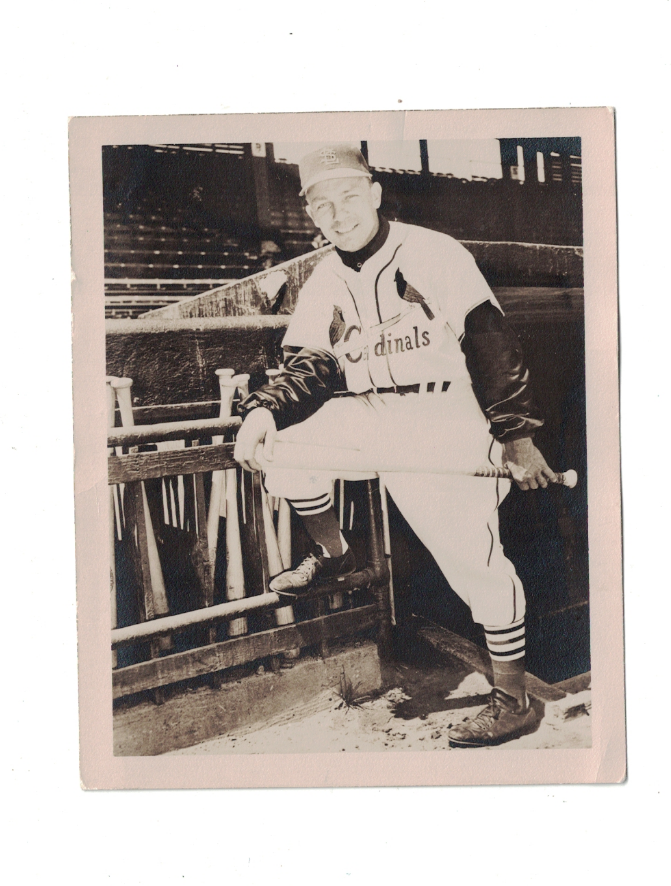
[395,269,435,321]
[330,305,346,346]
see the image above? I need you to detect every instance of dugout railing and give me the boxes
[108,412,392,704]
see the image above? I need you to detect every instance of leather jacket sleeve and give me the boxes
[461,301,544,442]
[237,346,342,431]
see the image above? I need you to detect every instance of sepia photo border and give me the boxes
[71,107,623,788]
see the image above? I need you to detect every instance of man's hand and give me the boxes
[502,436,556,490]
[233,407,277,473]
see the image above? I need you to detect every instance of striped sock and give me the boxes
[484,617,525,662]
[316,534,349,558]
[288,495,348,558]
[289,492,332,517]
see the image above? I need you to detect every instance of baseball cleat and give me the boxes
[270,547,356,597]
[447,687,540,748]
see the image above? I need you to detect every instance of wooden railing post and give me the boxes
[108,411,391,697]
[365,479,393,659]
[123,478,165,703]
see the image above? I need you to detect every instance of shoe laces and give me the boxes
[294,554,320,581]
[465,694,504,732]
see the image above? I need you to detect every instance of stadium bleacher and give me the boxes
[104,194,265,318]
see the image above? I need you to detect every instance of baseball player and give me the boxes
[235,144,556,748]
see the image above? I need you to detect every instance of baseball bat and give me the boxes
[217,374,248,638]
[472,465,577,486]
[161,476,170,525]
[378,477,396,626]
[231,374,250,524]
[108,379,126,534]
[327,480,344,613]
[111,379,171,625]
[262,368,293,571]
[106,377,119,667]
[224,450,247,638]
[277,499,292,571]
[255,441,578,488]
[160,443,185,528]
[207,368,235,564]
[233,372,250,404]
[177,470,185,529]
[168,477,178,527]
[261,487,285,580]
[154,442,186,529]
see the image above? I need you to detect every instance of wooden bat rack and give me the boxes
[108,414,392,703]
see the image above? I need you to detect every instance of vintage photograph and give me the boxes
[71,110,623,786]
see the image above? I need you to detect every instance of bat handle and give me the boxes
[475,466,578,488]
[553,469,578,488]
[504,467,578,487]
[110,377,134,427]
[233,373,250,402]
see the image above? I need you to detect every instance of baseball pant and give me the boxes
[262,380,525,628]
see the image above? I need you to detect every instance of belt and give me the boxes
[373,381,451,395]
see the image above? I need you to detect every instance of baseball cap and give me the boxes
[299,144,372,196]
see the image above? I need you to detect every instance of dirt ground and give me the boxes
[167,646,591,755]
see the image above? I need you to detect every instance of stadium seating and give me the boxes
[104,198,265,318]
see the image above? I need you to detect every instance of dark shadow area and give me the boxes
[387,625,488,721]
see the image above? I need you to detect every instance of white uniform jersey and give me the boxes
[264,220,525,628]
[282,221,502,393]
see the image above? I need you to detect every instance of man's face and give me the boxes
[305,177,382,252]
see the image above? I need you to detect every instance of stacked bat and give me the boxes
[207,369,247,637]
[108,377,173,656]
[106,377,120,667]
[108,368,304,666]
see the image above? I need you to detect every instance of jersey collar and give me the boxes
[335,216,390,272]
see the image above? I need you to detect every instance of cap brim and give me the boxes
[300,168,371,197]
